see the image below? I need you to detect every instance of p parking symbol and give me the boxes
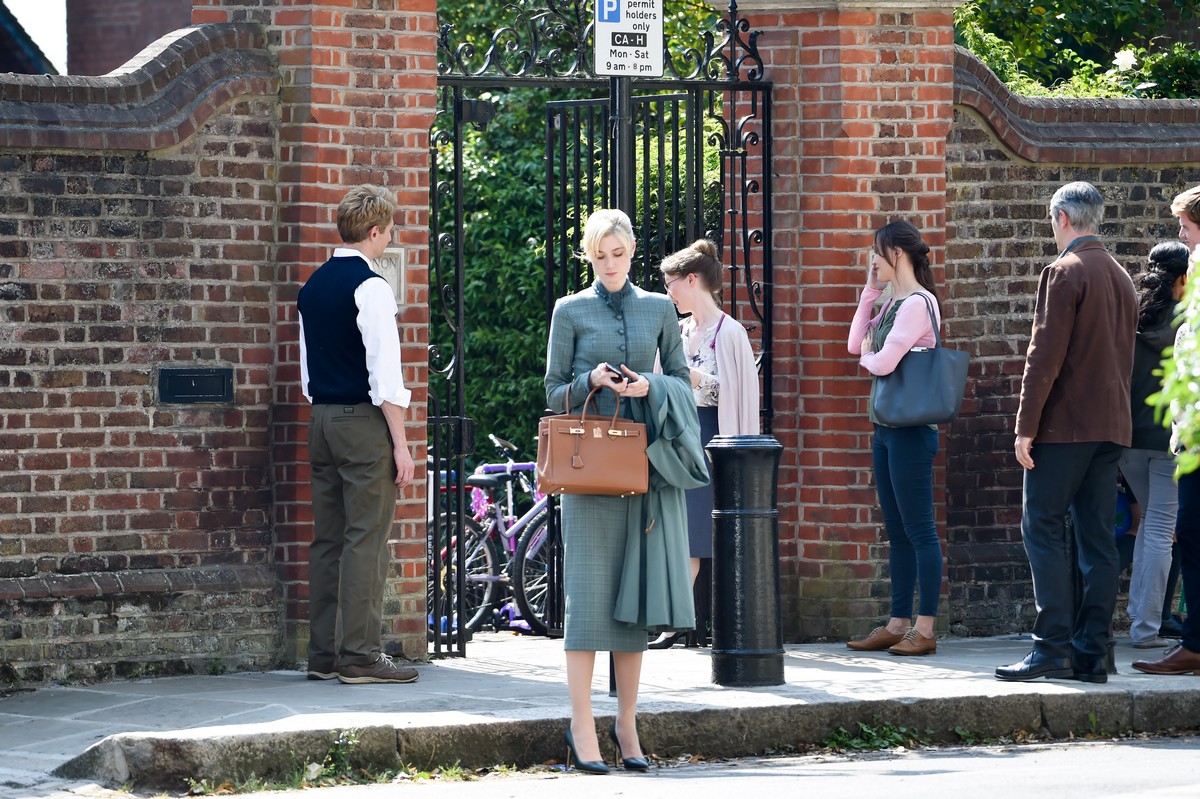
[598,0,620,24]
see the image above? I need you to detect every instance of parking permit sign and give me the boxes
[594,0,663,77]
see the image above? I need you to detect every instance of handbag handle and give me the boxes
[578,384,623,428]
[910,292,943,349]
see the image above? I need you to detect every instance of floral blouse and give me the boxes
[681,317,722,407]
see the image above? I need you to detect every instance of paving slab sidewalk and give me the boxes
[1,633,1198,796]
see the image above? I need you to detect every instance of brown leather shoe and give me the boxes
[847,626,905,651]
[888,627,936,656]
[1132,643,1200,675]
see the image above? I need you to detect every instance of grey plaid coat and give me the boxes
[544,280,692,651]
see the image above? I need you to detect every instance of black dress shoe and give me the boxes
[1159,617,1184,638]
[609,722,650,771]
[648,631,684,650]
[1070,654,1108,684]
[564,728,609,775]
[995,652,1074,682]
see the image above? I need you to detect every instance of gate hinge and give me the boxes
[459,99,497,132]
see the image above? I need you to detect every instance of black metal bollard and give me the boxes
[707,434,784,686]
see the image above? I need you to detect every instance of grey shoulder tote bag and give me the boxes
[871,292,969,427]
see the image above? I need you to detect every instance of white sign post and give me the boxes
[593,0,663,78]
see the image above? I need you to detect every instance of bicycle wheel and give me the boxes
[512,512,557,636]
[428,514,504,634]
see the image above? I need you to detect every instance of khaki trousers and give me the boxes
[307,402,397,669]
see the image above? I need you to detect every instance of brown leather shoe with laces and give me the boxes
[847,626,905,651]
[337,654,420,684]
[1132,643,1200,675]
[887,627,936,656]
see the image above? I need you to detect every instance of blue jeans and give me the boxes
[1117,448,1178,643]
[872,424,942,618]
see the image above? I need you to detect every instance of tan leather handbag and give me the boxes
[536,385,648,497]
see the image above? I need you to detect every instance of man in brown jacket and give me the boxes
[996,181,1137,684]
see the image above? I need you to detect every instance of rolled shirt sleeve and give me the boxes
[298,312,312,403]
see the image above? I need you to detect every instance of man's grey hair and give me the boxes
[1049,181,1104,233]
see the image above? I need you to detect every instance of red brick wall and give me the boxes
[192,0,438,661]
[67,0,193,76]
[0,24,282,682]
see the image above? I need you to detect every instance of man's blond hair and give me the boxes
[337,186,396,244]
[1171,185,1200,226]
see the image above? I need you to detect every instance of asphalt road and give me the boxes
[179,736,1200,799]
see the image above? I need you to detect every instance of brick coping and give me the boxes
[0,23,278,152]
[954,46,1200,164]
[0,564,278,602]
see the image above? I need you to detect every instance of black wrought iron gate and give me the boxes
[428,0,772,656]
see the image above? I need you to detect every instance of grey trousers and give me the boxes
[1118,448,1178,643]
[1021,441,1122,660]
[307,403,397,669]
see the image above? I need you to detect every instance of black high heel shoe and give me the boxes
[564,727,609,775]
[608,722,650,772]
[647,630,684,650]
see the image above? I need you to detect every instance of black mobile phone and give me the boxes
[604,364,628,382]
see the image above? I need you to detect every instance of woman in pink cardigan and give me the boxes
[846,220,944,656]
[649,239,760,649]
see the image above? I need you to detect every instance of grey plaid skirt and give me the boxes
[560,493,649,652]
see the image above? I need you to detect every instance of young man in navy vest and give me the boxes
[298,186,418,684]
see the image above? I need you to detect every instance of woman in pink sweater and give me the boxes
[845,220,944,656]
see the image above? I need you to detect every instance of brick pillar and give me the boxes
[737,1,958,639]
[192,0,437,661]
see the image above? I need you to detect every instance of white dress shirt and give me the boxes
[298,247,412,408]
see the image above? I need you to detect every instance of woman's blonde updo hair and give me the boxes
[659,239,722,302]
[580,209,635,262]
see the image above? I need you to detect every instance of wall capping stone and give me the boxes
[0,23,278,152]
[954,45,1200,164]
[0,564,278,603]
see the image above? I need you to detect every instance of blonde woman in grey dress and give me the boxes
[544,209,694,773]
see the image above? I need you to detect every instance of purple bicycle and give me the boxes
[431,435,559,635]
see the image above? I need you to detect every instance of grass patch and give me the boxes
[822,718,935,752]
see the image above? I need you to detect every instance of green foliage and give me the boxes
[956,0,1200,98]
[822,718,934,752]
[952,726,993,745]
[1141,42,1200,98]
[448,88,556,455]
[961,0,1199,84]
[1151,247,1200,476]
[324,728,361,777]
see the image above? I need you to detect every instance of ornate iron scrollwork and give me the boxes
[437,0,765,84]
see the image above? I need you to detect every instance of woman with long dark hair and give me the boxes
[1120,241,1189,649]
[845,220,944,656]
